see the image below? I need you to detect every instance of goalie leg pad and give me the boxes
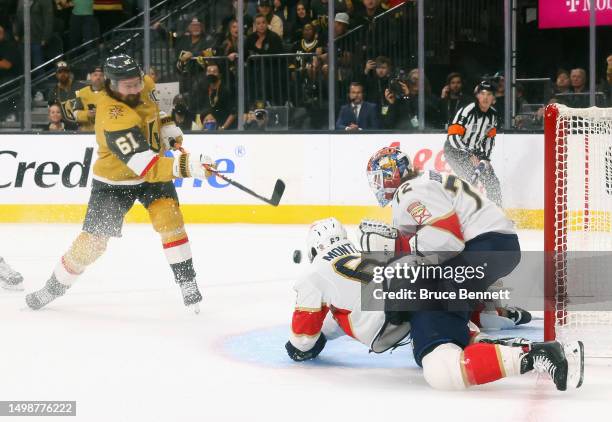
[422,343,467,390]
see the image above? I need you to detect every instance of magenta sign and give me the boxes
[539,0,612,29]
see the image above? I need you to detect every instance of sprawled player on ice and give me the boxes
[25,54,215,313]
[285,146,584,391]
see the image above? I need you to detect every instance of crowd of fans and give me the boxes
[0,0,610,131]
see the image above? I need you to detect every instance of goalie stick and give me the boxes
[204,164,285,206]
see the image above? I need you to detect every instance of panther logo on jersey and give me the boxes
[407,201,431,224]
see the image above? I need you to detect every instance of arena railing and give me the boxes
[245,53,326,129]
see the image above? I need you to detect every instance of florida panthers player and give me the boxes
[361,146,584,390]
[286,218,412,361]
[286,218,583,391]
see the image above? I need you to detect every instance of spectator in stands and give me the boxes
[69,0,97,50]
[218,18,239,79]
[222,0,253,38]
[257,0,284,38]
[47,61,83,125]
[440,72,469,128]
[319,13,351,79]
[244,100,270,131]
[171,102,197,132]
[353,0,384,26]
[53,0,74,38]
[94,0,125,35]
[272,0,288,31]
[15,0,54,69]
[201,113,218,131]
[73,65,105,132]
[384,69,442,130]
[288,1,312,43]
[362,56,393,126]
[245,13,284,57]
[291,23,321,81]
[176,17,215,66]
[201,62,237,130]
[601,55,612,106]
[363,56,391,103]
[311,1,352,38]
[0,24,18,84]
[245,14,284,105]
[148,67,159,83]
[335,82,381,131]
[176,17,215,93]
[553,69,571,95]
[569,67,589,108]
[311,0,352,20]
[46,103,67,131]
[570,68,587,94]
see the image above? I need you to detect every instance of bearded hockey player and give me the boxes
[25,54,215,313]
[360,146,584,391]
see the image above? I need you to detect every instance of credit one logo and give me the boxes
[0,148,235,189]
[0,148,93,188]
[173,158,235,189]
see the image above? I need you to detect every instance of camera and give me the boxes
[388,69,409,98]
[254,109,267,121]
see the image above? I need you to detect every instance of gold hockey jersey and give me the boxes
[74,85,106,132]
[93,75,175,184]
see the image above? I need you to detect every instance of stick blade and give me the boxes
[269,179,285,206]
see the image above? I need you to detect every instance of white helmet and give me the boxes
[306,218,348,262]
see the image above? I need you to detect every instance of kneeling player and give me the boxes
[25,55,215,313]
[286,219,583,391]
[362,146,583,390]
[286,218,412,360]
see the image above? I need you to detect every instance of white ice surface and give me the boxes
[1,225,611,422]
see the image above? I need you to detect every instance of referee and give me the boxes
[444,81,502,206]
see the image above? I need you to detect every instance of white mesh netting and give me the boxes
[553,105,612,357]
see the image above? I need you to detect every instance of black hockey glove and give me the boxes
[285,334,327,362]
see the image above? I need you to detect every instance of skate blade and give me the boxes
[1,281,24,291]
[187,303,200,314]
[564,341,585,389]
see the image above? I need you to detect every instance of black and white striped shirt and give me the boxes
[447,102,498,160]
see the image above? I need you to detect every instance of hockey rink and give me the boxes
[1,223,611,421]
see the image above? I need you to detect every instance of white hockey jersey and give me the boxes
[392,171,515,255]
[289,241,410,353]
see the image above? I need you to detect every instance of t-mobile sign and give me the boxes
[539,0,612,29]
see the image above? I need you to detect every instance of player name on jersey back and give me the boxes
[321,243,360,261]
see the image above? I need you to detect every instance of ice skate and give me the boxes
[0,257,24,291]
[178,279,202,314]
[25,275,69,310]
[522,340,584,391]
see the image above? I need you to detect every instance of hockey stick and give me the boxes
[204,164,285,206]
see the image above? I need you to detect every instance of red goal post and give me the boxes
[544,103,612,357]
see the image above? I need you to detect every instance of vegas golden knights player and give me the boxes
[26,55,214,313]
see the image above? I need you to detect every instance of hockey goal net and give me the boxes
[544,104,612,357]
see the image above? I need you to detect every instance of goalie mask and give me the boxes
[306,218,348,262]
[366,147,412,207]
